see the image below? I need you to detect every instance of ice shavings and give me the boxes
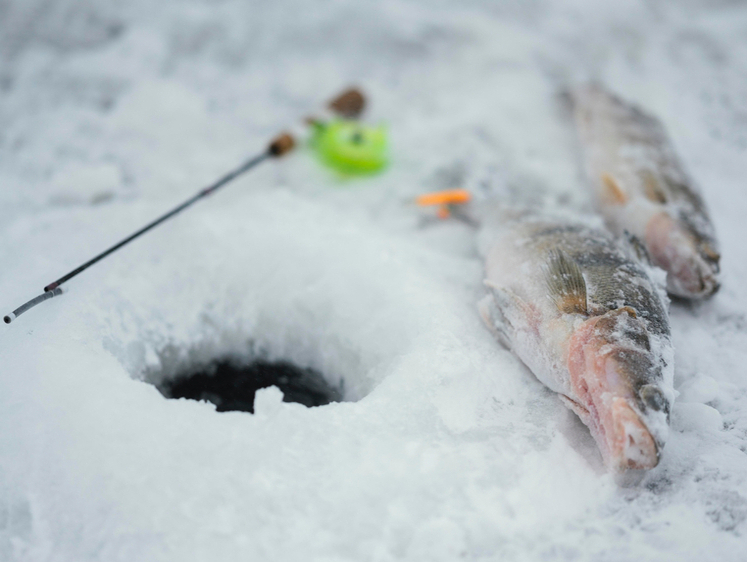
[1,0,747,560]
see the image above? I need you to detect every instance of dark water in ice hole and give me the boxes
[160,360,343,413]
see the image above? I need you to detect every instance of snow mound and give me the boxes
[1,0,747,560]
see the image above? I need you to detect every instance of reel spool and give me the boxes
[310,119,388,176]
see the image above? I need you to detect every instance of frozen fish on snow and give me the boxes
[479,210,674,473]
[570,84,720,300]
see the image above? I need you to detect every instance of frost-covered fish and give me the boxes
[479,211,674,473]
[570,84,720,299]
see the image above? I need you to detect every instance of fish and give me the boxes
[570,84,720,299]
[478,210,674,473]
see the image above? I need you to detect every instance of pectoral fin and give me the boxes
[478,294,511,349]
[480,282,535,349]
[640,170,668,204]
[543,249,588,315]
[601,173,627,205]
[559,394,592,426]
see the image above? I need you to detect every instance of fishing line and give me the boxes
[4,88,365,324]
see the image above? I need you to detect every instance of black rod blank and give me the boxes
[3,87,365,325]
[4,134,291,324]
[44,150,271,293]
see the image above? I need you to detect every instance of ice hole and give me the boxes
[157,358,343,413]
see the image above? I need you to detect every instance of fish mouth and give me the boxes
[606,395,659,471]
[567,313,665,472]
[664,253,720,299]
[563,391,660,472]
[645,212,720,299]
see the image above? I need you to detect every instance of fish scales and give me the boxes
[480,211,674,475]
[570,84,720,299]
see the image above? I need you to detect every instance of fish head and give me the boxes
[645,211,720,298]
[568,308,671,472]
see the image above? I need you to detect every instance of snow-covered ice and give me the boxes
[1,0,747,560]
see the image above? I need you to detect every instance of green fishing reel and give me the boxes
[310,119,388,176]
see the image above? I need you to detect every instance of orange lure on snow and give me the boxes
[414,188,471,219]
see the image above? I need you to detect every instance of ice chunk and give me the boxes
[253,386,285,417]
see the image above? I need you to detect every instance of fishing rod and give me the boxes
[4,88,366,324]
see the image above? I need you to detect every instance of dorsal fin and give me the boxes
[543,249,588,315]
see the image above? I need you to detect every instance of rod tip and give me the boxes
[4,313,15,324]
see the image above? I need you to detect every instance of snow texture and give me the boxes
[1,0,747,560]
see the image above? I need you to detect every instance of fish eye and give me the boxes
[639,384,669,416]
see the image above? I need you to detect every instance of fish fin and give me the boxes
[640,170,668,204]
[478,294,511,349]
[558,394,592,426]
[622,230,653,266]
[483,281,535,318]
[543,249,588,315]
[481,283,537,347]
[601,173,627,205]
[614,306,638,318]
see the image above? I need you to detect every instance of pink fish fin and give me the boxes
[558,394,592,426]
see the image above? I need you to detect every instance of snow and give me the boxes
[1,0,747,560]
